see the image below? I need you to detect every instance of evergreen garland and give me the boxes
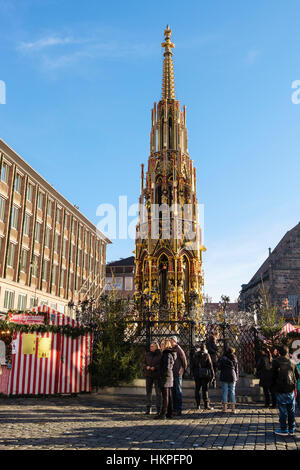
[1,312,93,338]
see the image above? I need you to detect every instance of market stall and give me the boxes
[0,307,93,396]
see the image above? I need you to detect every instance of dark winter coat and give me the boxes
[218,354,239,383]
[159,348,177,388]
[142,350,162,379]
[172,344,188,378]
[271,356,300,393]
[191,351,215,380]
[256,355,273,388]
[206,336,219,363]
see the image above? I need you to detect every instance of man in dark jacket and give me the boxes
[170,336,188,416]
[256,348,276,408]
[142,342,162,415]
[191,343,215,410]
[271,345,300,436]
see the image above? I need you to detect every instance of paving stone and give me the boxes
[0,395,299,450]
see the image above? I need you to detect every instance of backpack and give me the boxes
[276,359,296,392]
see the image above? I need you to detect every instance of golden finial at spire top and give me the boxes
[161,25,175,56]
[161,25,175,100]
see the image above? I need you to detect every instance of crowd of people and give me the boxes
[142,333,300,435]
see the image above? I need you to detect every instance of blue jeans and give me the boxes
[276,392,296,432]
[222,382,236,403]
[297,391,300,411]
[172,376,183,413]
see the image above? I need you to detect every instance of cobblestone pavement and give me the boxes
[0,394,299,451]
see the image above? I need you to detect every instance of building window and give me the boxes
[4,290,14,309]
[26,183,33,202]
[7,243,15,267]
[41,300,48,308]
[11,206,19,230]
[47,200,52,217]
[37,192,44,210]
[50,302,57,310]
[42,259,49,281]
[83,252,87,270]
[62,239,67,259]
[17,294,27,310]
[45,227,51,248]
[14,173,22,193]
[54,233,59,253]
[125,277,133,291]
[23,214,31,236]
[20,249,28,272]
[30,296,38,308]
[1,163,9,184]
[31,255,39,277]
[0,197,6,221]
[77,247,81,265]
[64,214,69,230]
[56,208,61,224]
[60,269,65,287]
[52,264,57,284]
[35,222,42,242]
[68,273,73,290]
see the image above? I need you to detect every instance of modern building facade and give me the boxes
[105,256,135,298]
[239,222,300,322]
[0,138,110,317]
[134,27,205,322]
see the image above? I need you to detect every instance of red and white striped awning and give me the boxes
[32,305,83,328]
[281,323,300,334]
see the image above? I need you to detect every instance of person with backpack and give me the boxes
[191,343,215,410]
[256,347,276,408]
[218,347,239,414]
[271,345,300,436]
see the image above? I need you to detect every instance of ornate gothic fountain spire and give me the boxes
[161,25,175,100]
[134,27,205,325]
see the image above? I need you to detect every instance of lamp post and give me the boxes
[219,295,230,354]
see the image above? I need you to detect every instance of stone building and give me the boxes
[0,138,110,316]
[239,222,300,322]
[134,27,205,322]
[105,256,135,298]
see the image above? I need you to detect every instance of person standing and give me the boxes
[191,343,215,410]
[142,342,162,415]
[218,347,239,414]
[170,336,188,416]
[206,331,219,388]
[256,347,276,408]
[155,339,177,420]
[272,345,300,436]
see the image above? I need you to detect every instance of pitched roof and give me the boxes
[107,256,135,267]
[241,222,300,292]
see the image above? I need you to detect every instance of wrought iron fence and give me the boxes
[125,320,260,377]
[125,320,196,376]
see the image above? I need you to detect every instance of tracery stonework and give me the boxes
[134,27,205,323]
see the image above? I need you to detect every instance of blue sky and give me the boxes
[1,0,300,301]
